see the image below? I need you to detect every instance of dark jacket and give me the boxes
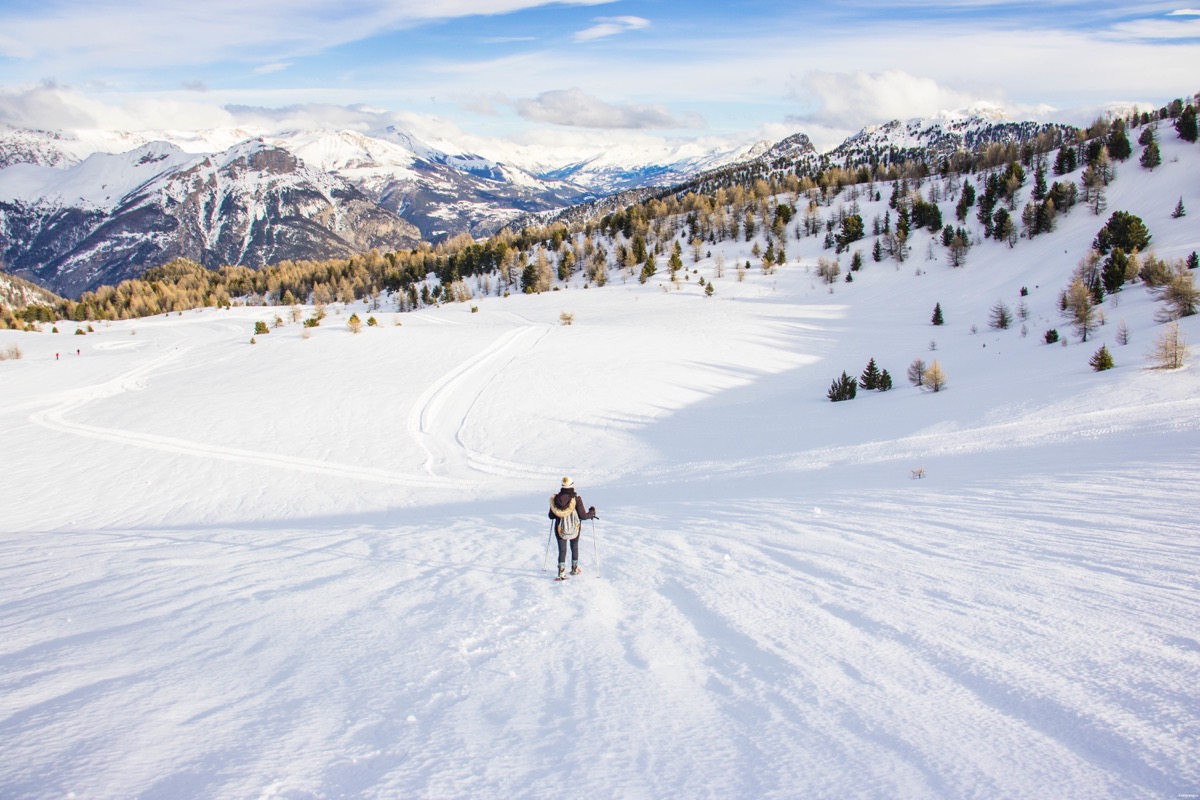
[548,488,596,533]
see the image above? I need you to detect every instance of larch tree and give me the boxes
[1148,322,1188,369]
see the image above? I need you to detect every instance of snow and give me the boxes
[0,142,198,210]
[2,135,1199,799]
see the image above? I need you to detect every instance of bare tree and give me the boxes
[1063,279,1100,341]
[924,361,947,392]
[1148,322,1188,369]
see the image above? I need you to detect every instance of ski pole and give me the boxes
[592,518,600,578]
[542,520,555,571]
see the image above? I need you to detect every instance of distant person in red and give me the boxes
[548,476,597,580]
[55,352,59,360]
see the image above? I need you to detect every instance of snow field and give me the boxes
[1,132,1199,798]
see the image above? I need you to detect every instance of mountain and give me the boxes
[0,123,764,296]
[0,110,1083,297]
[0,139,422,297]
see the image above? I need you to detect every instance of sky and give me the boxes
[0,0,1198,153]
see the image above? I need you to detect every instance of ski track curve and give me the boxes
[407,322,554,480]
[28,342,462,490]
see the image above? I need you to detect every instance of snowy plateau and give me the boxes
[1,128,1199,799]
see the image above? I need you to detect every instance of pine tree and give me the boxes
[827,371,858,402]
[254,320,269,335]
[877,369,893,391]
[872,238,884,263]
[1176,105,1198,143]
[1172,197,1186,219]
[931,302,944,326]
[860,358,881,390]
[1089,345,1115,371]
[1106,119,1132,161]
[1140,141,1161,170]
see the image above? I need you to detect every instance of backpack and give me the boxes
[549,495,581,540]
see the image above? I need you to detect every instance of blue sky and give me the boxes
[0,0,1197,151]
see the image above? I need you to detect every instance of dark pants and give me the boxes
[556,533,580,566]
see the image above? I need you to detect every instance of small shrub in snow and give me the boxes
[254,321,269,335]
[0,344,22,360]
[827,371,858,402]
[559,312,575,326]
[1089,345,1115,371]
[1045,328,1060,344]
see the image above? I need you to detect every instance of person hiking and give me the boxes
[548,476,597,580]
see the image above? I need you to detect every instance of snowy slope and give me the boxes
[0,134,1198,799]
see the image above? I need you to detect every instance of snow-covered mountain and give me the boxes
[0,139,422,296]
[0,110,1079,296]
[1,123,766,295]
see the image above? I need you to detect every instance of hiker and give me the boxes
[548,476,597,580]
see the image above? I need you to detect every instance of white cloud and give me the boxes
[1105,15,1200,39]
[790,70,981,130]
[0,83,237,130]
[513,87,702,129]
[0,0,619,71]
[1166,8,1200,14]
[253,63,293,75]
[573,16,650,42]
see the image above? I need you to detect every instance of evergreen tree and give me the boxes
[872,238,884,263]
[1176,105,1198,143]
[827,371,858,402]
[877,369,893,391]
[1140,140,1161,169]
[860,358,881,390]
[932,302,944,326]
[1102,249,1130,294]
[1033,162,1048,202]
[1093,211,1151,255]
[1053,146,1077,176]
[838,215,864,251]
[1106,119,1132,161]
[1044,328,1060,344]
[1172,197,1186,219]
[955,180,975,221]
[1089,345,1115,371]
[1188,252,1199,271]
[254,320,269,335]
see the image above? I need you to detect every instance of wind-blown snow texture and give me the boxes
[1,136,1198,799]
